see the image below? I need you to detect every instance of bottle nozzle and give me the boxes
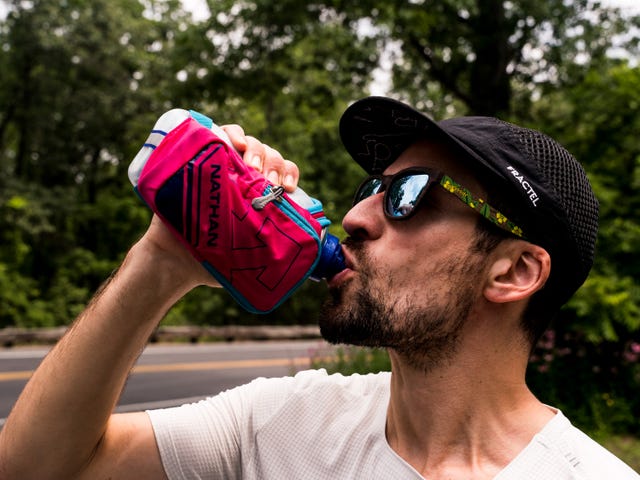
[309,233,345,282]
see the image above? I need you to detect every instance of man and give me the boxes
[0,96,637,479]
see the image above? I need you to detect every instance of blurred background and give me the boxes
[0,0,639,464]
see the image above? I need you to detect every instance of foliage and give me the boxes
[0,0,196,326]
[172,0,376,218]
[148,0,378,325]
[328,0,640,117]
[528,329,640,436]
[602,435,640,472]
[312,346,391,376]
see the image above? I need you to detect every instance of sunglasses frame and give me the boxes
[353,167,525,238]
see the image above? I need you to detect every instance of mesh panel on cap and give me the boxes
[513,125,599,282]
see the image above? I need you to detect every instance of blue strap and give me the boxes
[189,109,214,129]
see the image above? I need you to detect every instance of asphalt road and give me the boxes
[0,340,334,425]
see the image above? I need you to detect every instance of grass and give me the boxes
[602,435,640,472]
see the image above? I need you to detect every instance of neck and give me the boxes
[385,315,554,479]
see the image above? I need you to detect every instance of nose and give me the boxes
[342,193,384,241]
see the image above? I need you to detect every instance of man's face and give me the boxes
[319,139,493,372]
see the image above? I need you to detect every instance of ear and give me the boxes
[483,243,551,304]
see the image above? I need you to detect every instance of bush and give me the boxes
[311,346,391,376]
[527,327,640,439]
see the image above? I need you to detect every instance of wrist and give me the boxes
[132,216,220,292]
[127,239,197,300]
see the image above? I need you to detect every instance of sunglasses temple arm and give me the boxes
[439,176,525,238]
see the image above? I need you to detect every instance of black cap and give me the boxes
[339,96,599,308]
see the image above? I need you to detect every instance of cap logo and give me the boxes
[506,166,539,207]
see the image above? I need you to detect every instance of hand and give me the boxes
[222,124,300,192]
[135,124,300,292]
[137,215,222,290]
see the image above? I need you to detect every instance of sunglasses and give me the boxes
[353,167,525,238]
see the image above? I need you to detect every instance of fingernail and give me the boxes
[251,155,262,169]
[267,170,280,185]
[284,175,295,189]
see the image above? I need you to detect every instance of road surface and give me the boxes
[0,340,334,427]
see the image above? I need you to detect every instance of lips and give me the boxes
[340,244,357,271]
[326,244,356,288]
[327,267,352,288]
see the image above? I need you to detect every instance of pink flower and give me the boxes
[537,364,550,373]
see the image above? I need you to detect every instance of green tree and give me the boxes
[171,0,378,201]
[0,0,191,326]
[327,0,639,117]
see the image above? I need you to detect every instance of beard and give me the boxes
[319,238,487,373]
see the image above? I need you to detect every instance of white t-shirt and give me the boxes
[147,369,639,479]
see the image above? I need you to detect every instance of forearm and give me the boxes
[0,236,198,480]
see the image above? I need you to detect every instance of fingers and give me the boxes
[243,135,273,177]
[220,124,248,152]
[281,160,299,192]
[220,124,300,192]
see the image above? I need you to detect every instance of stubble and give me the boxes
[319,238,488,373]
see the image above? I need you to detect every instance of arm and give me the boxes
[0,217,201,480]
[0,127,299,480]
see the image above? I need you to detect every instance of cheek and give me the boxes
[369,227,477,288]
[377,224,453,267]
[364,238,434,297]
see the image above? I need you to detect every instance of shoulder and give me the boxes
[148,369,391,429]
[146,370,392,479]
[243,370,395,478]
[253,368,390,394]
[241,369,391,417]
[538,410,639,479]
[231,369,392,446]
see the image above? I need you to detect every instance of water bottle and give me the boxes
[128,109,345,282]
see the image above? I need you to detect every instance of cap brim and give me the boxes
[339,96,506,181]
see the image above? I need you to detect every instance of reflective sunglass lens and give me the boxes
[387,173,431,218]
[354,177,383,204]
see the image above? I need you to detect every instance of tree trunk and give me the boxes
[468,0,512,116]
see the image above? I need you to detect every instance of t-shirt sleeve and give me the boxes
[147,387,244,479]
[146,370,331,480]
